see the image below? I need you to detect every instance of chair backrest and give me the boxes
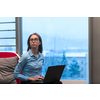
[0,52,21,84]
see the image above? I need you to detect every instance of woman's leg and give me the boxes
[21,80,43,84]
[53,80,62,84]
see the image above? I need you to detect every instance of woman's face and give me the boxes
[30,35,41,49]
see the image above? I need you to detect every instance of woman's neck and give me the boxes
[31,48,38,57]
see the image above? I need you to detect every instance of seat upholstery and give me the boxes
[0,52,21,84]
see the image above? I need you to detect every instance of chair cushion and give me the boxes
[0,56,18,84]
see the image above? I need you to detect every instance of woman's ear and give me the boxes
[39,42,41,45]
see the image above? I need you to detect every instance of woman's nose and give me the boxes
[32,40,35,42]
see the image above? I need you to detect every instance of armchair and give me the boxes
[0,52,22,84]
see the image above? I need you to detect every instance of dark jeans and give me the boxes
[21,80,62,84]
[21,80,43,84]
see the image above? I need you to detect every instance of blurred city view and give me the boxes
[42,49,88,80]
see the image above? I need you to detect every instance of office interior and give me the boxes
[0,17,100,84]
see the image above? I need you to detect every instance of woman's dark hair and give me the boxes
[27,33,43,53]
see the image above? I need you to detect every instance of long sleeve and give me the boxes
[39,55,44,77]
[13,54,28,81]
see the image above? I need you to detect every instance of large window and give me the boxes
[0,17,16,52]
[22,17,88,83]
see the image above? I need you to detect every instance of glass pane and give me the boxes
[0,23,15,30]
[0,17,15,22]
[0,17,16,52]
[0,47,16,52]
[0,31,15,37]
[22,17,89,83]
[0,39,16,45]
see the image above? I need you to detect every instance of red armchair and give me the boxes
[0,52,22,84]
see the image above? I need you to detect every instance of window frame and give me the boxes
[0,17,16,52]
[16,17,22,56]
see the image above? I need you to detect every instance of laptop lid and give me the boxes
[43,65,65,84]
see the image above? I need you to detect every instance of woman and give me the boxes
[13,33,45,84]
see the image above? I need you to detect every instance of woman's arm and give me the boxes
[39,54,45,80]
[13,54,28,81]
[28,76,43,81]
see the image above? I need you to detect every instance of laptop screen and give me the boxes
[43,65,65,84]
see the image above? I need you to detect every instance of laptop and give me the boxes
[43,65,65,84]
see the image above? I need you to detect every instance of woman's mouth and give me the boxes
[32,44,36,46]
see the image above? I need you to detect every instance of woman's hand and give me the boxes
[28,76,43,81]
[42,76,45,80]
